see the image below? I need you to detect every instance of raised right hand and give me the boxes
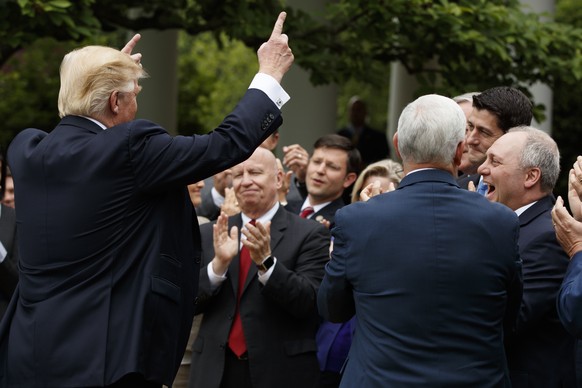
[257,12,294,83]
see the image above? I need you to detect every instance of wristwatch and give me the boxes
[256,256,275,272]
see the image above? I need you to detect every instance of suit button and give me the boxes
[195,258,201,264]
[228,314,233,320]
[219,343,225,349]
[194,297,199,305]
[269,113,275,120]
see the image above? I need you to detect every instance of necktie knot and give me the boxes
[300,206,314,219]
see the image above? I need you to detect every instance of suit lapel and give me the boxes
[518,195,554,227]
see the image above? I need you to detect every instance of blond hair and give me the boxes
[58,45,147,118]
[351,159,403,203]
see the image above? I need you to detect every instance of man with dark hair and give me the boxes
[459,86,533,190]
[285,134,361,227]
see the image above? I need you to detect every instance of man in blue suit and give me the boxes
[0,12,293,388]
[318,94,522,387]
[479,127,575,387]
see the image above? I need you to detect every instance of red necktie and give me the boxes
[228,219,255,357]
[300,206,314,219]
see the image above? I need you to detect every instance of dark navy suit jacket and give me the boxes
[318,169,522,387]
[0,89,281,387]
[505,195,575,387]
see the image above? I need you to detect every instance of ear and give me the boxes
[453,141,464,167]
[109,91,120,114]
[524,167,541,189]
[275,167,284,190]
[343,172,357,188]
[392,132,402,160]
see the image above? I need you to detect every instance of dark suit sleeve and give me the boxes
[557,252,582,337]
[127,89,281,191]
[261,223,330,319]
[514,230,568,333]
[317,217,356,323]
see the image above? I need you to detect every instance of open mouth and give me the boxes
[485,182,496,198]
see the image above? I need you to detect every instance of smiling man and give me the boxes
[458,86,533,190]
[285,134,361,227]
[478,126,576,388]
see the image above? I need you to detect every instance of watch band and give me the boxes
[256,256,275,272]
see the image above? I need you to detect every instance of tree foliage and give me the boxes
[1,0,582,191]
[2,0,582,92]
[176,32,257,135]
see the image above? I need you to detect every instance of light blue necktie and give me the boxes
[476,180,488,196]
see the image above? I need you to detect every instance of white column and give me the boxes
[521,0,555,134]
[279,0,338,155]
[133,29,179,134]
[387,63,418,159]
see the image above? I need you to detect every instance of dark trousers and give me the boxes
[220,348,252,388]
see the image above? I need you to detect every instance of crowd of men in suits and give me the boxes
[1,10,582,388]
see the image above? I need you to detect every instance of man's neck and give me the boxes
[403,161,456,177]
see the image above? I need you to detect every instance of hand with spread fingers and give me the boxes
[211,212,239,275]
[242,221,272,265]
[257,12,294,83]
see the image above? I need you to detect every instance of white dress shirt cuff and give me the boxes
[207,262,227,290]
[249,73,290,109]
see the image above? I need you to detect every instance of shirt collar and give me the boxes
[241,202,280,228]
[515,201,537,216]
[301,198,331,215]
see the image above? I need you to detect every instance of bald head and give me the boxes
[231,147,282,218]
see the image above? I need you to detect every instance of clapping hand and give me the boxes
[211,212,238,276]
[242,221,272,265]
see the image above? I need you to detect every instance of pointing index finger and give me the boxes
[270,11,287,40]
